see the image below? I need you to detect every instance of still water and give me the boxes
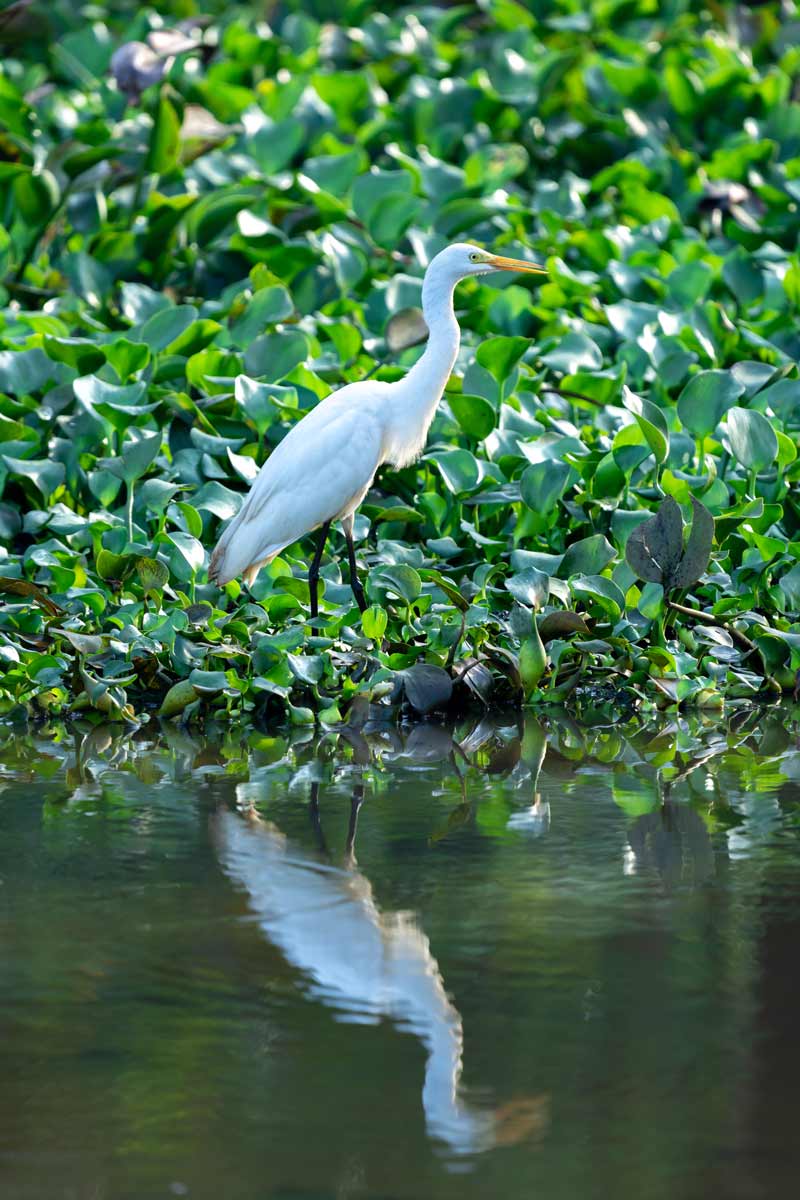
[2,707,800,1199]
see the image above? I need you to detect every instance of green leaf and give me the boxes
[638,581,664,620]
[623,390,669,464]
[677,370,744,438]
[377,564,422,603]
[234,376,296,435]
[139,305,198,352]
[667,261,712,306]
[229,286,294,347]
[168,320,224,358]
[176,502,203,538]
[417,569,469,612]
[361,605,388,640]
[188,189,256,246]
[0,348,60,396]
[726,407,779,473]
[448,392,496,440]
[506,568,549,610]
[159,679,200,717]
[541,331,602,374]
[105,339,151,380]
[248,118,305,175]
[519,623,547,696]
[428,449,480,494]
[57,629,104,656]
[74,376,147,415]
[188,669,232,695]
[476,335,529,382]
[558,535,616,579]
[368,193,420,248]
[13,169,60,223]
[145,93,182,175]
[538,610,590,641]
[118,431,162,486]
[43,336,105,376]
[2,455,65,499]
[571,574,625,620]
[520,460,571,513]
[168,532,205,573]
[287,653,325,685]
[722,249,763,305]
[244,330,309,381]
[778,563,800,613]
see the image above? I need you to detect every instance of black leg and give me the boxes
[345,781,364,863]
[308,781,330,858]
[308,520,331,620]
[345,529,368,613]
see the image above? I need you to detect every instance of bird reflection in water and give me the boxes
[214,777,547,1158]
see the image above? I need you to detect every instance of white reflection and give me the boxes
[507,792,550,837]
[214,805,495,1156]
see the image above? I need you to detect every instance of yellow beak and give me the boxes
[486,254,548,276]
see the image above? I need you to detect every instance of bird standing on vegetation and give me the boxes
[208,243,546,615]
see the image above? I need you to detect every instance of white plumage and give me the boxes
[214,805,496,1156]
[208,242,546,606]
[210,394,385,585]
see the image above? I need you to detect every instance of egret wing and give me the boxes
[209,403,383,583]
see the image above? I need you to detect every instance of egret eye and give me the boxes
[469,253,481,262]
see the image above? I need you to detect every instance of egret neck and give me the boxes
[383,258,462,467]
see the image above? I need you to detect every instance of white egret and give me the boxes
[215,801,497,1154]
[208,243,547,615]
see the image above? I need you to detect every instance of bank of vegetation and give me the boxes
[1,0,799,725]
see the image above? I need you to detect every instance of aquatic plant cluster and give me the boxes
[0,0,799,725]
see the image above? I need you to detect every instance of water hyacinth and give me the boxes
[0,1,798,728]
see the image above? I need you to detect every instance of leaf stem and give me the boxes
[747,468,757,500]
[127,161,150,230]
[126,483,135,545]
[541,386,602,406]
[666,599,758,657]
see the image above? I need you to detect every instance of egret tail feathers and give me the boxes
[208,525,278,587]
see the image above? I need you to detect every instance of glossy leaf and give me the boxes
[726,407,779,473]
[677,371,744,438]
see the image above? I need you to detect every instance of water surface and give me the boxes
[2,708,800,1199]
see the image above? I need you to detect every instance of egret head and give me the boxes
[431,242,548,281]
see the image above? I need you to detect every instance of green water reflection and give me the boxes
[2,707,800,1199]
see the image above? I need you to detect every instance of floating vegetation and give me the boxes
[0,2,799,725]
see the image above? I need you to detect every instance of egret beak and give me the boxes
[487,254,548,276]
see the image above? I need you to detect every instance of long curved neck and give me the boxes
[383,265,461,467]
[413,265,461,397]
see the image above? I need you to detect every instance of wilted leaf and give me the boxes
[400,664,453,714]
[625,498,683,588]
[137,557,169,594]
[0,576,62,615]
[386,308,428,352]
[537,610,590,641]
[671,498,714,589]
[57,629,103,655]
